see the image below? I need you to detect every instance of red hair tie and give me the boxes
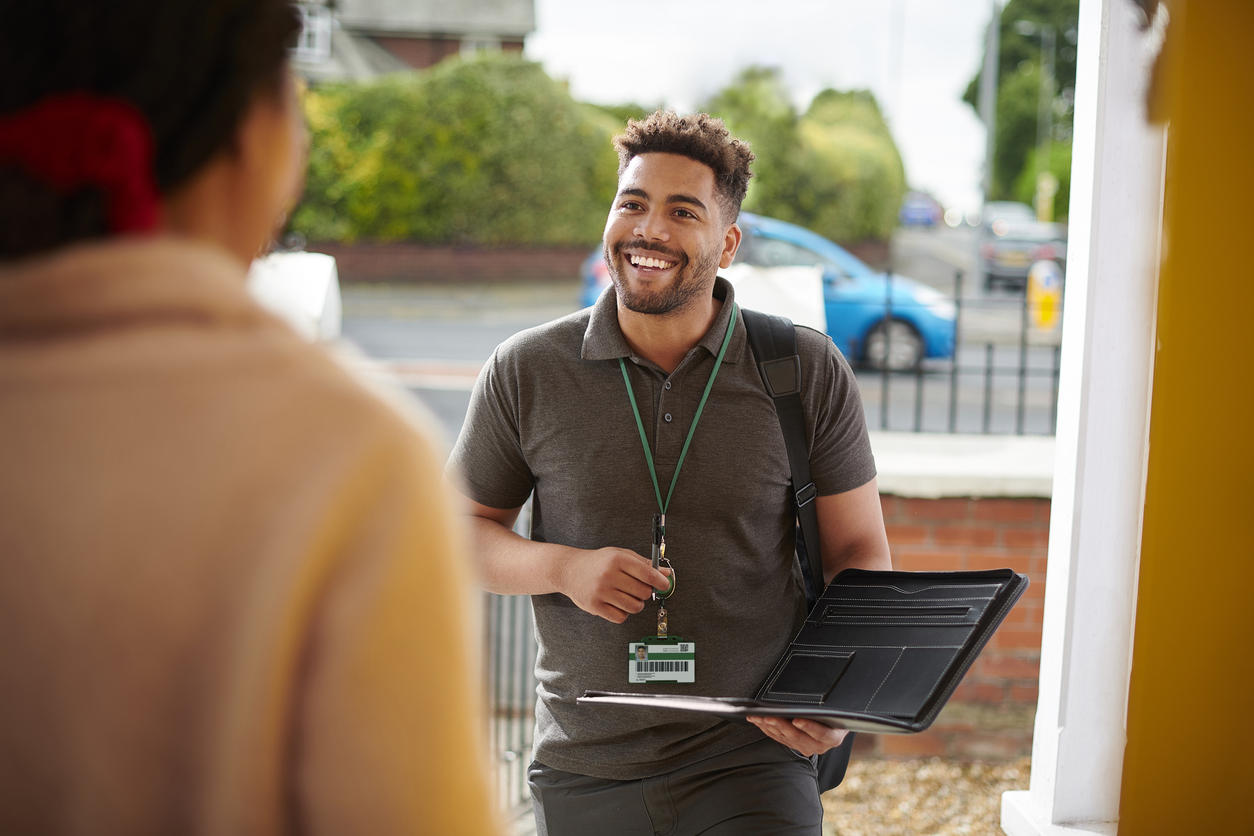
[0,93,160,234]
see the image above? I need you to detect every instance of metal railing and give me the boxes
[484,591,537,816]
[485,505,539,816]
[855,270,1063,436]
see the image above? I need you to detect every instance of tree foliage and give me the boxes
[702,68,905,243]
[993,61,1048,198]
[964,0,1079,207]
[291,53,619,246]
[964,0,1080,109]
[1013,139,1072,216]
[292,57,907,247]
[585,101,658,127]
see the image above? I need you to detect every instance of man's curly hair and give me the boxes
[613,111,755,223]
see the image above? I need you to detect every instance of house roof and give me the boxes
[335,0,534,39]
[292,27,411,83]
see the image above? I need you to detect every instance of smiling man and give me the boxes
[449,111,891,835]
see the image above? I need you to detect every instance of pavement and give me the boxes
[342,279,580,323]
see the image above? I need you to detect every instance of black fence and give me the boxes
[485,591,537,817]
[853,271,1063,436]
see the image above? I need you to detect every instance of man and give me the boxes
[449,111,892,834]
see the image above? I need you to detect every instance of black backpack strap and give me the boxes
[741,308,825,607]
[743,307,857,793]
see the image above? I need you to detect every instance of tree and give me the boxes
[586,101,659,127]
[291,53,619,246]
[964,0,1079,109]
[702,69,906,243]
[964,0,1080,204]
[1013,139,1071,216]
[702,67,811,228]
[993,62,1048,198]
[799,90,906,242]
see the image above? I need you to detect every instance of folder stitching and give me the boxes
[862,647,906,711]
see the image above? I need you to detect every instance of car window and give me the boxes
[740,234,835,271]
[980,202,1036,235]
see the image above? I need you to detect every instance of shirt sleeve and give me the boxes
[799,327,878,496]
[447,346,536,510]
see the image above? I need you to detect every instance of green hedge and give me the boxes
[292,53,619,246]
[292,57,907,247]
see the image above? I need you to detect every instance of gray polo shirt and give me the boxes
[449,278,875,780]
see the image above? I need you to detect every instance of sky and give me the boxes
[525,0,994,215]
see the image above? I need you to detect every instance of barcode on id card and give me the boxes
[635,660,690,673]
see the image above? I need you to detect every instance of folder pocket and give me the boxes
[819,601,982,626]
[760,649,855,704]
[864,647,960,717]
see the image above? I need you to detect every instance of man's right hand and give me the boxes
[557,547,672,623]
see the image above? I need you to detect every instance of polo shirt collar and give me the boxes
[581,275,746,365]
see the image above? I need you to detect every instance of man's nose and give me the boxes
[633,209,669,242]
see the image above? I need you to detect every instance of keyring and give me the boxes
[655,557,676,598]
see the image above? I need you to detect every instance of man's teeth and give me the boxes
[629,254,676,269]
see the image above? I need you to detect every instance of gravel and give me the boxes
[822,756,1031,835]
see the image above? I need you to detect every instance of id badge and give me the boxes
[628,639,695,684]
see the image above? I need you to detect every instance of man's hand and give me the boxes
[746,716,849,757]
[556,547,671,623]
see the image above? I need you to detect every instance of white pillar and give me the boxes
[1001,0,1165,833]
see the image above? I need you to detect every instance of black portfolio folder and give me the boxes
[578,568,1028,734]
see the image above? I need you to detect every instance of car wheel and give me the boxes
[863,319,925,372]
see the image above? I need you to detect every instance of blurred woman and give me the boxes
[0,2,499,833]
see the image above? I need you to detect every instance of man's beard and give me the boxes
[604,239,721,316]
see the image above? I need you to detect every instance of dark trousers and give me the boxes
[527,738,823,836]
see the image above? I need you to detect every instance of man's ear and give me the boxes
[719,223,742,269]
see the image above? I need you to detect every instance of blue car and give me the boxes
[581,212,956,371]
[899,191,943,227]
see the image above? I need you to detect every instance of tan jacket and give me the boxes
[0,239,499,835]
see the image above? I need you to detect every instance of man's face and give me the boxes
[602,152,741,317]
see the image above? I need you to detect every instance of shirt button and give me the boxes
[664,381,672,390]
[664,413,673,423]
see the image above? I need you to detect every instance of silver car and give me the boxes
[978,213,1067,291]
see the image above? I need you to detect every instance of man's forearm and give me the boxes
[466,514,670,624]
[468,514,575,597]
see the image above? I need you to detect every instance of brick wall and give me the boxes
[372,35,460,70]
[851,494,1049,762]
[310,241,590,284]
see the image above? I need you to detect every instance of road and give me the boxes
[339,224,1062,441]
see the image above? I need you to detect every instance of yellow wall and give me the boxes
[1120,0,1254,830]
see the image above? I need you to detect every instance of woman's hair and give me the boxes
[0,0,300,258]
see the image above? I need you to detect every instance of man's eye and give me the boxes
[620,200,644,211]
[674,208,696,219]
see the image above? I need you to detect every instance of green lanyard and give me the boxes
[618,303,739,516]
